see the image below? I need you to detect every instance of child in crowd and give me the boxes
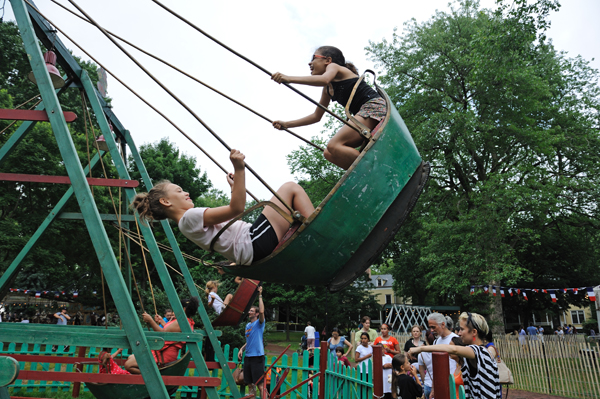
[335,346,352,367]
[449,336,465,398]
[382,351,393,399]
[355,332,373,375]
[391,353,422,399]
[272,46,387,170]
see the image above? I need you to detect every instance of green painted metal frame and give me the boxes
[1,2,241,398]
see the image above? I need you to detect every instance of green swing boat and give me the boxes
[223,86,429,291]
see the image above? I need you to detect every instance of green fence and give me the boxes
[324,351,372,399]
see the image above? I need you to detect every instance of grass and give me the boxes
[267,331,304,353]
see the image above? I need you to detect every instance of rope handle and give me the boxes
[344,70,380,140]
[202,201,303,265]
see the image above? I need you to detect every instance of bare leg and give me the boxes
[323,116,380,170]
[262,182,315,240]
[224,293,234,306]
[124,354,141,374]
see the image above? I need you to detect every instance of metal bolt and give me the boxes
[136,341,140,346]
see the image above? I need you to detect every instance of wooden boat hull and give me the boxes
[224,88,426,289]
[85,351,191,399]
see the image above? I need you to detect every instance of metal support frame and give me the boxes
[384,304,433,333]
[1,2,240,398]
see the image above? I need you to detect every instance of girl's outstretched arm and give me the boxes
[409,344,476,360]
[273,88,330,130]
[203,150,246,226]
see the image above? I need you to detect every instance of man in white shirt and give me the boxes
[304,321,316,349]
[423,313,458,399]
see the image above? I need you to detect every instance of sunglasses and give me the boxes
[311,54,328,62]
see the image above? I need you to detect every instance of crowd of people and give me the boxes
[0,308,114,326]
[318,313,503,399]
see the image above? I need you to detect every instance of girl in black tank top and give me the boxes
[271,46,386,170]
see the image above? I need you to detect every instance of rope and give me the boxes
[100,268,107,330]
[67,0,296,215]
[133,215,158,316]
[80,91,94,195]
[22,0,260,203]
[50,0,324,153]
[151,0,362,135]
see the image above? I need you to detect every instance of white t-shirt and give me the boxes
[418,352,433,387]
[434,332,458,374]
[208,292,225,314]
[382,354,393,393]
[305,325,316,339]
[355,344,373,374]
[179,207,253,265]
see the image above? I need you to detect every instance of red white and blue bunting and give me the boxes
[470,285,597,302]
[8,288,95,299]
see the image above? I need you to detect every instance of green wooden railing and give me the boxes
[324,351,372,399]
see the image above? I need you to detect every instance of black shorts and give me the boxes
[243,355,265,385]
[250,214,278,263]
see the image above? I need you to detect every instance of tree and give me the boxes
[365,0,600,332]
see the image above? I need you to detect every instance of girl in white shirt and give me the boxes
[132,150,314,265]
[205,278,242,315]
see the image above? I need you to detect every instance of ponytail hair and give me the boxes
[130,180,172,222]
[316,46,358,75]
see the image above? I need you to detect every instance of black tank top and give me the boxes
[327,78,381,115]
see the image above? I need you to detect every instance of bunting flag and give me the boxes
[523,291,528,300]
[543,289,548,294]
[588,287,596,302]
[573,288,578,294]
[35,292,41,298]
[492,287,497,297]
[73,292,79,298]
[517,289,521,294]
[484,286,489,294]
[93,290,97,296]
[508,288,513,297]
[470,287,475,295]
[61,291,66,295]
[533,289,539,293]
[550,290,557,303]
[563,288,568,293]
[54,292,60,298]
[501,288,505,298]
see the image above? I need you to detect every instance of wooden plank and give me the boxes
[0,326,164,350]
[0,108,77,122]
[58,212,137,222]
[16,370,221,386]
[0,173,139,187]
[0,356,19,387]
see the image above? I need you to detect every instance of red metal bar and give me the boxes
[432,352,451,399]
[17,370,221,386]
[273,371,321,399]
[0,173,139,187]
[71,346,87,398]
[0,108,77,122]
[268,368,290,398]
[372,344,383,398]
[318,341,327,399]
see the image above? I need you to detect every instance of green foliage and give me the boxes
[364,0,600,319]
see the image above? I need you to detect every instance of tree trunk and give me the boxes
[490,282,505,336]
[285,303,290,341]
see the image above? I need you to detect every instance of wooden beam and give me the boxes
[16,370,221,386]
[0,108,77,122]
[0,173,139,187]
[58,212,137,222]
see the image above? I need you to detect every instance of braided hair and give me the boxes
[130,180,172,222]
[316,46,358,75]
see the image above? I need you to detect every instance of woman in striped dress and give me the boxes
[408,312,502,399]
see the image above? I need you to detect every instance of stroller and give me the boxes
[298,334,308,354]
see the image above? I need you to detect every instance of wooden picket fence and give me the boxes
[496,335,600,399]
[323,351,372,399]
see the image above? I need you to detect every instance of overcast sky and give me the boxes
[6,0,600,199]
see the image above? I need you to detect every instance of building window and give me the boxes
[571,310,585,324]
[385,294,392,304]
[377,279,383,287]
